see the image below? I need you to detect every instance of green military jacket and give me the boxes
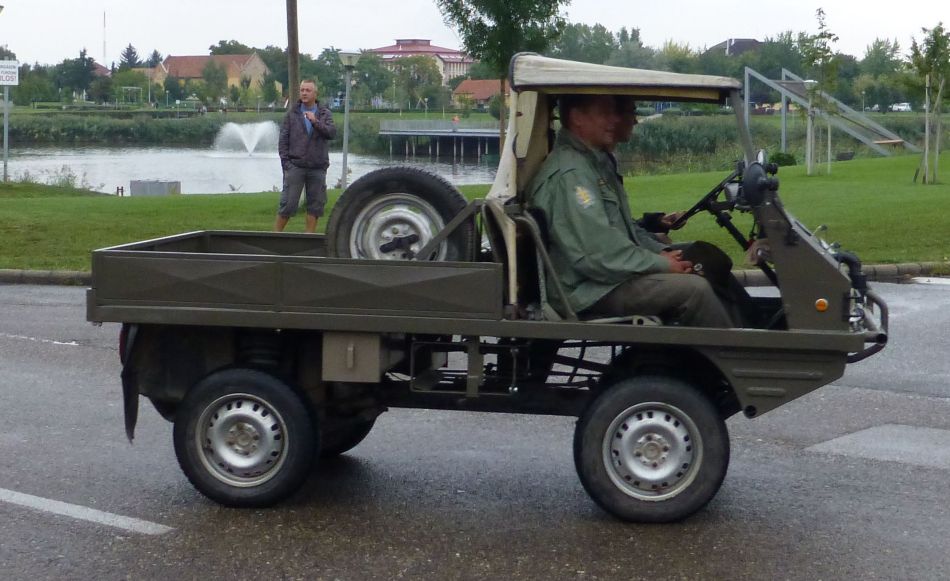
[527,128,670,314]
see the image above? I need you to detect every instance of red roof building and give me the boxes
[367,39,476,85]
[452,79,509,108]
[163,54,270,89]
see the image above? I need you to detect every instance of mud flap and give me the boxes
[121,368,139,442]
[119,323,139,442]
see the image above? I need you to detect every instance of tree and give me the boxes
[164,75,184,102]
[56,49,96,97]
[910,22,950,184]
[861,38,902,79]
[799,8,839,175]
[201,60,228,102]
[748,32,804,79]
[119,44,141,70]
[303,48,344,101]
[209,40,254,55]
[0,45,16,60]
[146,50,164,68]
[436,0,568,136]
[391,55,443,109]
[655,41,697,73]
[111,69,148,104]
[13,64,57,106]
[87,76,112,103]
[546,23,617,64]
[466,61,496,79]
[353,53,393,108]
[606,27,656,69]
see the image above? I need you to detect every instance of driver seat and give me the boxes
[484,198,658,325]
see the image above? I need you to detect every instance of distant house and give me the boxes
[452,79,509,109]
[131,62,168,86]
[367,39,476,85]
[91,61,111,78]
[705,38,762,57]
[163,53,271,90]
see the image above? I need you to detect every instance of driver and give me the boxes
[527,94,737,327]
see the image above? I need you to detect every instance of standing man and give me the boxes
[527,94,735,328]
[275,79,337,233]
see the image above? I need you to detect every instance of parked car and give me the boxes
[889,102,912,112]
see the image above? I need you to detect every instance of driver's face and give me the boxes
[573,96,620,150]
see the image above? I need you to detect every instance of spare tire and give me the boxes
[326,167,475,261]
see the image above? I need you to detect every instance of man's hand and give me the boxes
[304,111,318,123]
[661,211,688,230]
[661,249,693,273]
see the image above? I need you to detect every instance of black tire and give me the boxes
[173,368,318,508]
[326,166,475,261]
[319,419,376,458]
[574,375,729,523]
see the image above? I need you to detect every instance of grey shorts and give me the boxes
[278,165,328,218]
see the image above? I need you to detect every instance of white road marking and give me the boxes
[912,277,950,286]
[0,488,174,535]
[0,332,79,346]
[806,424,950,470]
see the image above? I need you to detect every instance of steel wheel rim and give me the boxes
[195,393,289,488]
[602,402,702,501]
[349,193,447,260]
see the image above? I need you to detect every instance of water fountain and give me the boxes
[213,121,280,154]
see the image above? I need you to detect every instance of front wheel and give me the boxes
[574,375,729,523]
[173,368,317,508]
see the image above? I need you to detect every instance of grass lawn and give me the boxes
[0,153,948,272]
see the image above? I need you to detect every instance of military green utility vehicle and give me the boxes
[87,54,887,522]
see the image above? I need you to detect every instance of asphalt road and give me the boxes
[0,282,948,580]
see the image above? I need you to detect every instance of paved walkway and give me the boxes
[0,262,946,287]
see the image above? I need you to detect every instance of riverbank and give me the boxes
[1,154,948,274]
[6,109,498,155]
[9,107,947,173]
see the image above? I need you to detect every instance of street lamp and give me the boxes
[338,51,360,191]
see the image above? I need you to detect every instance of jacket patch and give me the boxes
[575,186,594,208]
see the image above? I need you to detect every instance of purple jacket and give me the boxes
[278,100,337,169]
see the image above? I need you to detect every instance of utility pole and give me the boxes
[286,0,299,106]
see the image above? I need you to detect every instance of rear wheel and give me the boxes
[173,368,317,507]
[574,375,729,522]
[326,167,475,261]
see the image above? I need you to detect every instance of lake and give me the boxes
[8,146,498,194]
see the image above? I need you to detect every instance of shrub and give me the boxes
[771,152,797,166]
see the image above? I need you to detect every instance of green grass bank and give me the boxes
[0,153,948,272]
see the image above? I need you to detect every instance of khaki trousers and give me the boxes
[586,273,736,328]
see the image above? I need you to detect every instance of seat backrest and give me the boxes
[513,210,578,321]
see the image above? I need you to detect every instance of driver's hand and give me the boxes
[662,211,687,230]
[661,250,692,274]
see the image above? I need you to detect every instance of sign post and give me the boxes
[0,60,19,182]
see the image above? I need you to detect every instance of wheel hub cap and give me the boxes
[350,194,447,260]
[196,394,288,488]
[603,403,702,501]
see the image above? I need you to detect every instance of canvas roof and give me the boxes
[509,53,742,103]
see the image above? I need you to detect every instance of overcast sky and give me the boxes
[2,0,947,67]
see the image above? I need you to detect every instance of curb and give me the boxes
[1,262,946,288]
[0,269,91,286]
[733,262,946,286]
